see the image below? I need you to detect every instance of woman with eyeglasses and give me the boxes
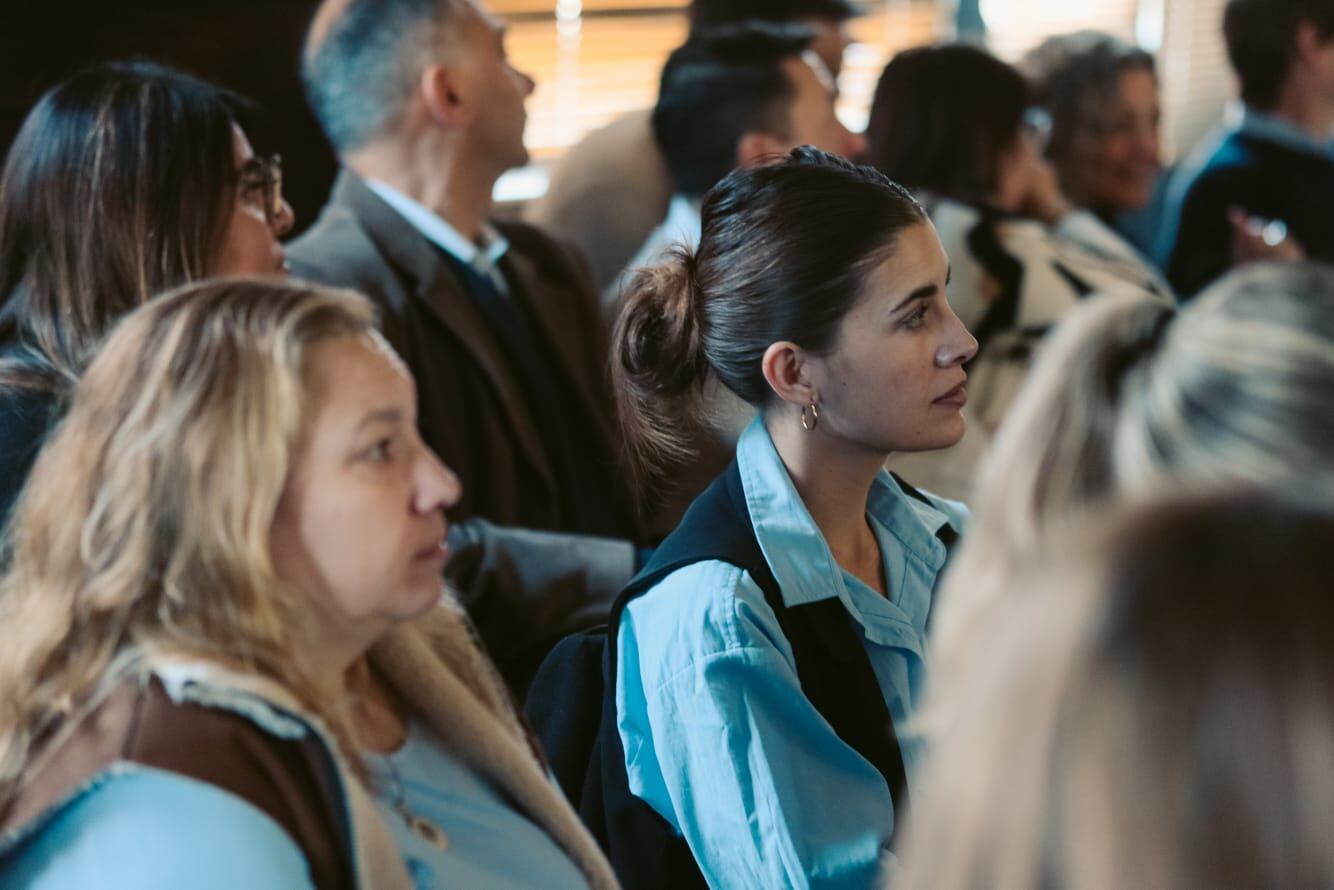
[0,60,293,525]
[865,43,1169,501]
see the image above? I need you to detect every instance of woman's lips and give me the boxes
[933,382,967,408]
[413,535,450,564]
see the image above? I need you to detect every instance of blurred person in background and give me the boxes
[929,261,1334,711]
[1022,31,1166,255]
[614,22,866,305]
[0,279,616,889]
[293,0,649,691]
[1162,0,1334,298]
[866,43,1169,502]
[527,0,859,295]
[900,487,1334,890]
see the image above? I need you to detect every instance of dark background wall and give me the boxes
[1,0,338,236]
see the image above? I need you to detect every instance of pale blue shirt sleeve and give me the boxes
[2,768,315,889]
[616,560,896,890]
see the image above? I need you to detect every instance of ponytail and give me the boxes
[610,246,712,497]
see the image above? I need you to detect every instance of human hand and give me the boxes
[1020,156,1072,226]
[1228,207,1306,266]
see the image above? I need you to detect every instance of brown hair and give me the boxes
[902,488,1334,889]
[0,61,244,393]
[610,146,925,496]
[1224,0,1334,110]
[0,278,376,807]
[866,44,1030,208]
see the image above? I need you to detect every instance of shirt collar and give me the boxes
[1231,103,1334,159]
[664,194,704,249]
[735,417,957,609]
[364,179,510,277]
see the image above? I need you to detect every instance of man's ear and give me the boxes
[760,340,818,409]
[420,62,471,128]
[736,129,792,170]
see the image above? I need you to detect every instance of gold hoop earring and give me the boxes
[800,399,820,432]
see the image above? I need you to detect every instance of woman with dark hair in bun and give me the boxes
[605,147,977,887]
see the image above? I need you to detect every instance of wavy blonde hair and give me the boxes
[931,262,1334,666]
[902,489,1334,889]
[0,277,376,806]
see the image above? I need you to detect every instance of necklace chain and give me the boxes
[381,749,450,851]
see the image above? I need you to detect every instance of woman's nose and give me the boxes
[416,449,463,514]
[272,199,295,237]
[936,309,979,367]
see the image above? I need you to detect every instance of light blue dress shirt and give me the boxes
[1233,104,1334,159]
[0,768,314,889]
[365,720,588,890]
[1,723,591,890]
[616,418,965,889]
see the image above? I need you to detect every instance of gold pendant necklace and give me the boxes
[383,754,450,851]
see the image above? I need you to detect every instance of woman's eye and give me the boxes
[365,438,395,462]
[903,306,929,329]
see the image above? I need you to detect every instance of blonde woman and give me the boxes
[0,279,616,889]
[900,487,1334,889]
[930,260,1334,664]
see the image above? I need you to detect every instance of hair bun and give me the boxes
[609,245,710,495]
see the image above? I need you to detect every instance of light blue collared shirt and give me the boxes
[0,768,314,889]
[616,418,966,889]
[1232,103,1334,160]
[366,720,588,890]
[605,195,703,305]
[364,179,512,295]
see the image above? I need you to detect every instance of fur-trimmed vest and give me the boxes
[0,594,619,889]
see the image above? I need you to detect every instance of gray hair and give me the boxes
[302,0,468,153]
[1020,31,1156,208]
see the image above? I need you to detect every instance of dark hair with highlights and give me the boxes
[610,146,926,493]
[0,60,246,393]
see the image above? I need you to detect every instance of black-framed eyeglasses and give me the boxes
[237,153,284,225]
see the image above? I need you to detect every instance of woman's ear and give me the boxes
[736,130,791,170]
[761,340,818,408]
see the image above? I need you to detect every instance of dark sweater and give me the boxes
[1164,129,1334,299]
[0,347,59,527]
